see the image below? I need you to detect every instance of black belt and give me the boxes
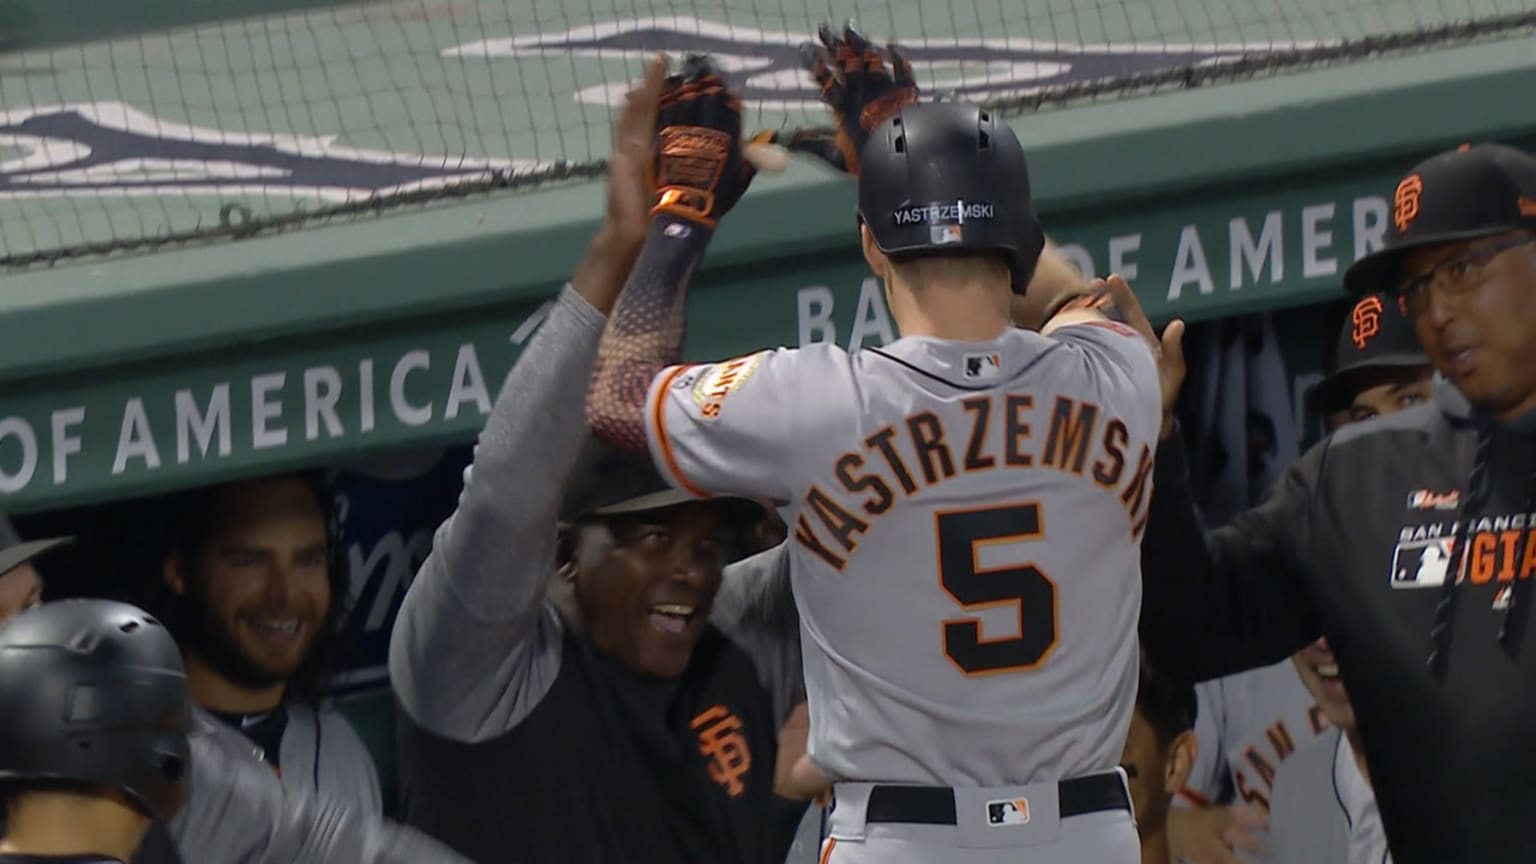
[864,772,1129,826]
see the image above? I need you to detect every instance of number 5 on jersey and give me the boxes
[937,503,1059,675]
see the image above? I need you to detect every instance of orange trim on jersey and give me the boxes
[819,837,838,864]
[1176,787,1213,807]
[649,365,711,499]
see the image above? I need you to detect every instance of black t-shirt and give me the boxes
[399,625,796,864]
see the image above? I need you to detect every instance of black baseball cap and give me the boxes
[1343,142,1536,297]
[1306,292,1429,415]
[559,439,764,527]
[0,514,72,577]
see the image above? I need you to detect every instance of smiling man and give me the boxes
[388,54,807,864]
[1137,142,1536,864]
[158,474,380,812]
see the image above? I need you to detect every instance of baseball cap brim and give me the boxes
[1342,224,1510,297]
[1305,352,1431,416]
[586,489,766,527]
[0,536,73,576]
[588,488,705,518]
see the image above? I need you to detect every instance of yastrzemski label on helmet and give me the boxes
[892,200,996,227]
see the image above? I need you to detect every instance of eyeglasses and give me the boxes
[1396,234,1535,314]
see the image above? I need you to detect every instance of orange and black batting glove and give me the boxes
[799,21,920,176]
[650,54,755,230]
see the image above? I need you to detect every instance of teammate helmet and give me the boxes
[857,102,1047,294]
[0,599,192,820]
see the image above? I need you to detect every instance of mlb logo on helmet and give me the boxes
[932,225,963,245]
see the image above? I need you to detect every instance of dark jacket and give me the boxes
[1141,377,1536,864]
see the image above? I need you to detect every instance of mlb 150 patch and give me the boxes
[692,351,767,419]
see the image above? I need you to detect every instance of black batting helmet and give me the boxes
[857,102,1047,294]
[0,599,191,821]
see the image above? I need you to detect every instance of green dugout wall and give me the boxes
[4,34,1535,514]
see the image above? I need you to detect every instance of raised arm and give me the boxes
[387,56,667,742]
[587,55,759,451]
[1100,275,1322,681]
[1011,240,1098,331]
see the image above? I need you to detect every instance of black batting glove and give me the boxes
[649,54,755,229]
[799,21,920,175]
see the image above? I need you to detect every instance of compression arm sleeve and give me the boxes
[587,216,712,452]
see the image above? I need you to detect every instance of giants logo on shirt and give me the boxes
[691,705,752,797]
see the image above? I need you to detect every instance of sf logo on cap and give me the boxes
[1351,295,1383,350]
[1393,174,1423,234]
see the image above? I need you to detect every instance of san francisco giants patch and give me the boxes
[692,351,767,419]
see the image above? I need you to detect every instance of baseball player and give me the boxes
[585,30,1160,863]
[1262,648,1389,864]
[0,599,191,864]
[0,536,468,864]
[156,474,382,812]
[1171,293,1433,863]
[1133,142,1536,863]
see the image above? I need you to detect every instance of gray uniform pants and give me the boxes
[818,774,1139,864]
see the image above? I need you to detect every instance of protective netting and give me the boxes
[2,0,1533,269]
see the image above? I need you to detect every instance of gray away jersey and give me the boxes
[1265,728,1392,864]
[1182,661,1327,815]
[644,319,1161,786]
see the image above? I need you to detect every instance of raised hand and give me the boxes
[798,21,920,175]
[1101,273,1188,439]
[651,54,755,229]
[605,53,670,246]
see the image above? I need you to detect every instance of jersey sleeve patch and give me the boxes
[691,350,769,419]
